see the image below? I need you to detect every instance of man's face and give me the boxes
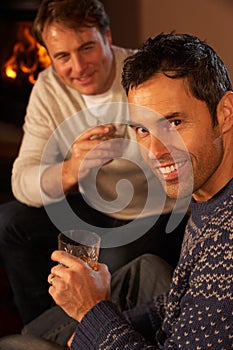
[42,22,114,95]
[128,73,223,201]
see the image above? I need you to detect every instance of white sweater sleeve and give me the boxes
[11,66,85,207]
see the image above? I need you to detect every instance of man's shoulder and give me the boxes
[33,65,67,97]
[37,65,57,83]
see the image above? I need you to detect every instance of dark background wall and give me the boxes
[102,0,233,80]
[102,0,141,48]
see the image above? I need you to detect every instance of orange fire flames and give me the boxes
[3,22,51,84]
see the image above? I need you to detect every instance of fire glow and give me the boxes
[3,22,51,85]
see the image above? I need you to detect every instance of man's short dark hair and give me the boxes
[122,32,232,126]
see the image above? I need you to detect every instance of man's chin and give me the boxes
[162,181,192,200]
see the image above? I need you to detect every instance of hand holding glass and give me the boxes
[90,123,128,140]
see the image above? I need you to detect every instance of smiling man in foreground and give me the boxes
[48,32,233,349]
[1,33,232,349]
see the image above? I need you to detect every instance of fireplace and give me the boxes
[0,1,50,126]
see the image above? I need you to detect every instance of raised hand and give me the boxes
[66,124,123,182]
[41,124,123,198]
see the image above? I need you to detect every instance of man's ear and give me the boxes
[105,28,112,46]
[217,91,233,134]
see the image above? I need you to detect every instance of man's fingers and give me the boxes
[51,250,81,267]
[76,125,114,142]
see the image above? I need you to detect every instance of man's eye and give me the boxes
[56,53,69,62]
[81,45,94,53]
[169,120,182,128]
[135,127,149,137]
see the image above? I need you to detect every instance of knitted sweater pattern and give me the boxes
[72,179,233,349]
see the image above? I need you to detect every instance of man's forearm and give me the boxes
[41,161,78,198]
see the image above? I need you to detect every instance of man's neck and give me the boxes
[193,167,232,203]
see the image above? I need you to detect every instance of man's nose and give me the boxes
[71,53,85,73]
[148,135,170,159]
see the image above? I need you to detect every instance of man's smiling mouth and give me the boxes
[158,161,186,175]
[75,71,95,83]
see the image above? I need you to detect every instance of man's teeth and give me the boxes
[77,74,90,81]
[159,162,184,174]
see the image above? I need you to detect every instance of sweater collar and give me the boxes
[190,178,233,215]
